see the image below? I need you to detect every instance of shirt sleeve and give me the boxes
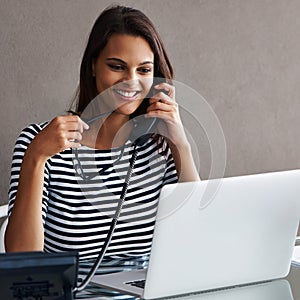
[161,138,178,185]
[8,122,50,224]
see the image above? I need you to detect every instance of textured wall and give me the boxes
[1,0,300,205]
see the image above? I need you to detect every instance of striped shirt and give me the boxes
[8,122,178,261]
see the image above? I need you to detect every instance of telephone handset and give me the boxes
[129,116,158,146]
[129,82,172,146]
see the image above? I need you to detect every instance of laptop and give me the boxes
[91,170,300,299]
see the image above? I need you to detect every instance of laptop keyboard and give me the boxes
[125,279,146,289]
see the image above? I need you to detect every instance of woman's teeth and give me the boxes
[115,89,139,98]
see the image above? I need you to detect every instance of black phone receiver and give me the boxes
[129,78,171,146]
[129,116,158,146]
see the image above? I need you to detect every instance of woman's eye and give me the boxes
[108,64,125,71]
[139,67,152,74]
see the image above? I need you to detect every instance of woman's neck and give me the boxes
[82,112,132,150]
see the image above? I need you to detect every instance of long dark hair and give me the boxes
[73,5,174,114]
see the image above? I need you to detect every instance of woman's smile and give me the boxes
[113,88,142,101]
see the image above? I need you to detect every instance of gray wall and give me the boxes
[1,0,300,205]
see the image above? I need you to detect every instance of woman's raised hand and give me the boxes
[147,82,188,147]
[27,115,89,162]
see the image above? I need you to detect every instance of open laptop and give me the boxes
[91,170,300,299]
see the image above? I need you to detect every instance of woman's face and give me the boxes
[92,34,154,116]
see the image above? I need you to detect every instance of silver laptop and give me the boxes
[91,170,300,299]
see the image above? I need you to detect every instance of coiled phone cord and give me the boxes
[73,144,139,293]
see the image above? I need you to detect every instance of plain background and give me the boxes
[1,0,300,207]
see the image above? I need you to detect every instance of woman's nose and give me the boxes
[124,69,138,82]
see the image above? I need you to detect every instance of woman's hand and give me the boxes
[147,82,200,181]
[147,82,188,148]
[27,115,89,162]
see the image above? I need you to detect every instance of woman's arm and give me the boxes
[5,149,47,251]
[5,116,89,252]
[166,138,200,182]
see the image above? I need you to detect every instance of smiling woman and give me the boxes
[5,4,199,295]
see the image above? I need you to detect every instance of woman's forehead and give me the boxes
[99,34,154,64]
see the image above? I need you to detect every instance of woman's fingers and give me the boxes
[148,82,176,112]
[149,92,171,104]
[56,116,89,147]
[31,115,90,159]
[147,100,177,114]
[148,83,178,118]
[66,131,83,143]
[55,115,89,133]
[154,82,175,99]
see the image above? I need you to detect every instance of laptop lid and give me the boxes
[143,170,300,299]
[91,170,300,299]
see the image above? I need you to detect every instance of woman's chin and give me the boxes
[114,105,141,116]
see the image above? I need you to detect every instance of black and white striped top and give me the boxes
[8,122,178,261]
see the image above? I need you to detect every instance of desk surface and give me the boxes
[76,264,300,300]
[287,264,300,299]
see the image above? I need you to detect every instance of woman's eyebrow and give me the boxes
[138,61,154,66]
[106,57,154,66]
[106,58,126,64]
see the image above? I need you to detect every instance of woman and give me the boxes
[5,5,199,267]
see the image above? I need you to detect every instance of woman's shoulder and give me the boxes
[21,121,49,133]
[18,121,48,137]
[15,121,49,147]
